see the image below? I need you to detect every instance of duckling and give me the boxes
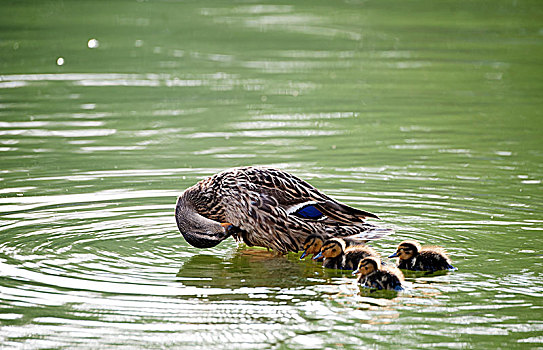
[312,238,379,270]
[299,234,371,260]
[300,234,324,260]
[389,240,456,272]
[353,256,404,291]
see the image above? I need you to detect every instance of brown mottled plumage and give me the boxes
[354,256,404,291]
[312,238,380,270]
[175,167,392,253]
[389,240,456,272]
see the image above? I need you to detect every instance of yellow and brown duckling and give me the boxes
[389,240,456,272]
[300,234,325,260]
[312,238,380,270]
[300,234,372,260]
[353,256,404,291]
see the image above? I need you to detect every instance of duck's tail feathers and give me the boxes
[315,200,380,224]
[348,227,394,241]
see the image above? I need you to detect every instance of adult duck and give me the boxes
[175,166,391,253]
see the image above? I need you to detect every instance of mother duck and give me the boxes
[175,166,390,253]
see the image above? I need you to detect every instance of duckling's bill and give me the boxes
[312,251,323,260]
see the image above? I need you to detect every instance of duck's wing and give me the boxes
[314,199,379,223]
[219,180,301,253]
[240,167,379,223]
[217,167,384,253]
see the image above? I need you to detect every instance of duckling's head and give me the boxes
[312,238,345,260]
[353,256,381,276]
[300,234,324,260]
[389,240,421,260]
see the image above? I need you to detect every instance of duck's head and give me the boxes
[353,256,381,276]
[175,195,232,249]
[300,234,324,260]
[312,238,345,260]
[389,240,421,260]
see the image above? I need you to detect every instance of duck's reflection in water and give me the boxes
[176,248,318,290]
[356,286,401,300]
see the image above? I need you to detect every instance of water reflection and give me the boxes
[1,0,542,347]
[0,73,268,91]
[0,170,539,348]
[177,249,310,290]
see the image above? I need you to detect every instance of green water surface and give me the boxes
[1,0,542,349]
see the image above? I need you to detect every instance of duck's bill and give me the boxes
[300,250,309,260]
[352,269,360,275]
[312,251,323,260]
[388,252,399,258]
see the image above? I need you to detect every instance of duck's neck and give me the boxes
[175,190,230,249]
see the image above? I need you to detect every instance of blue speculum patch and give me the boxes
[294,205,324,219]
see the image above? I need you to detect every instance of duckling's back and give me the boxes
[415,247,454,271]
[358,268,404,291]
